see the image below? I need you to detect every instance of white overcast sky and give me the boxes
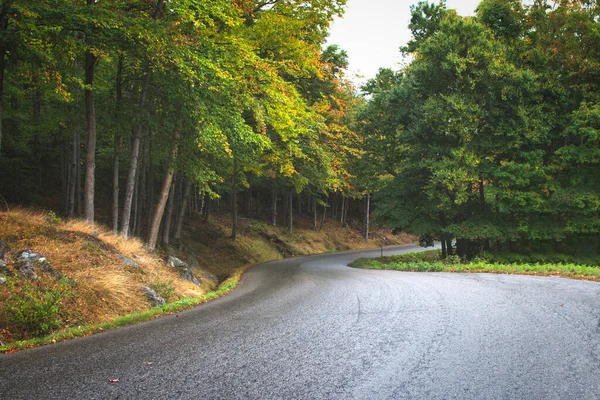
[326,0,482,86]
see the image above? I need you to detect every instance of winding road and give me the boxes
[1,244,600,399]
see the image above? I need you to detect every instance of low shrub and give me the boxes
[149,280,176,302]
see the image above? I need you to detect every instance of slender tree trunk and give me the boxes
[135,135,148,237]
[112,134,120,232]
[320,194,328,230]
[174,179,191,240]
[246,190,252,218]
[271,188,277,226]
[446,240,454,256]
[162,176,176,246]
[231,159,238,239]
[0,9,9,161]
[146,132,154,236]
[365,194,370,241]
[32,90,42,194]
[122,0,163,235]
[313,197,318,230]
[147,125,180,251]
[479,176,491,251]
[112,55,124,233]
[62,132,69,215]
[288,191,293,234]
[132,158,140,235]
[256,189,260,219]
[441,238,447,259]
[203,192,210,222]
[121,71,151,237]
[67,122,79,218]
[83,0,97,222]
[344,197,349,227]
[75,124,82,217]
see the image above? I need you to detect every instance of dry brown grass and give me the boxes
[0,208,205,340]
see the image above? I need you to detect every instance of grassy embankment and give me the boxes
[350,250,600,281]
[0,208,413,352]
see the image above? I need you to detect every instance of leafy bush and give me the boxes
[149,280,176,302]
[6,285,62,338]
[479,251,600,266]
[4,278,76,339]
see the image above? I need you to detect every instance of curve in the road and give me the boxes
[1,244,599,399]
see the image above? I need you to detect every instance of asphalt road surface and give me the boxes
[1,244,600,399]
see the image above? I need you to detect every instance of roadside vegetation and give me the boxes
[351,250,600,282]
[0,208,411,352]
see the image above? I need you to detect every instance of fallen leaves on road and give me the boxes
[108,379,120,383]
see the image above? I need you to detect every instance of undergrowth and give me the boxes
[350,250,600,281]
[0,207,415,351]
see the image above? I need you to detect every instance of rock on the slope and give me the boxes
[119,255,138,268]
[18,263,38,280]
[0,276,6,285]
[180,268,202,287]
[167,256,201,287]
[201,272,219,285]
[14,250,62,280]
[167,256,188,268]
[142,286,166,306]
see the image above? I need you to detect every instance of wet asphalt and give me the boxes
[1,244,600,399]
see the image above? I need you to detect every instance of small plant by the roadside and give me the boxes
[3,277,78,339]
[46,211,62,225]
[149,280,176,302]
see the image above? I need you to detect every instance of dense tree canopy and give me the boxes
[0,0,370,247]
[1,0,598,258]
[362,0,600,259]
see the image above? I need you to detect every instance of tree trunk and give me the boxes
[112,55,123,233]
[256,189,260,219]
[121,71,151,237]
[174,178,191,241]
[231,159,238,239]
[146,131,154,236]
[320,194,328,230]
[135,134,148,237]
[271,188,277,226]
[112,133,120,233]
[76,123,83,217]
[446,239,454,256]
[0,9,9,161]
[32,90,42,195]
[67,117,80,218]
[131,155,140,235]
[162,176,176,246]
[288,191,293,234]
[441,238,447,259]
[365,194,370,241]
[344,197,350,226]
[61,131,69,216]
[203,192,210,222]
[83,0,97,223]
[147,125,180,251]
[313,197,318,230]
[122,0,163,235]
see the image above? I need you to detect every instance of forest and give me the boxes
[0,0,598,260]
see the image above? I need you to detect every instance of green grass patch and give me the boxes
[0,265,250,354]
[350,250,600,281]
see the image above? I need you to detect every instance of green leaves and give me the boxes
[363,0,600,259]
